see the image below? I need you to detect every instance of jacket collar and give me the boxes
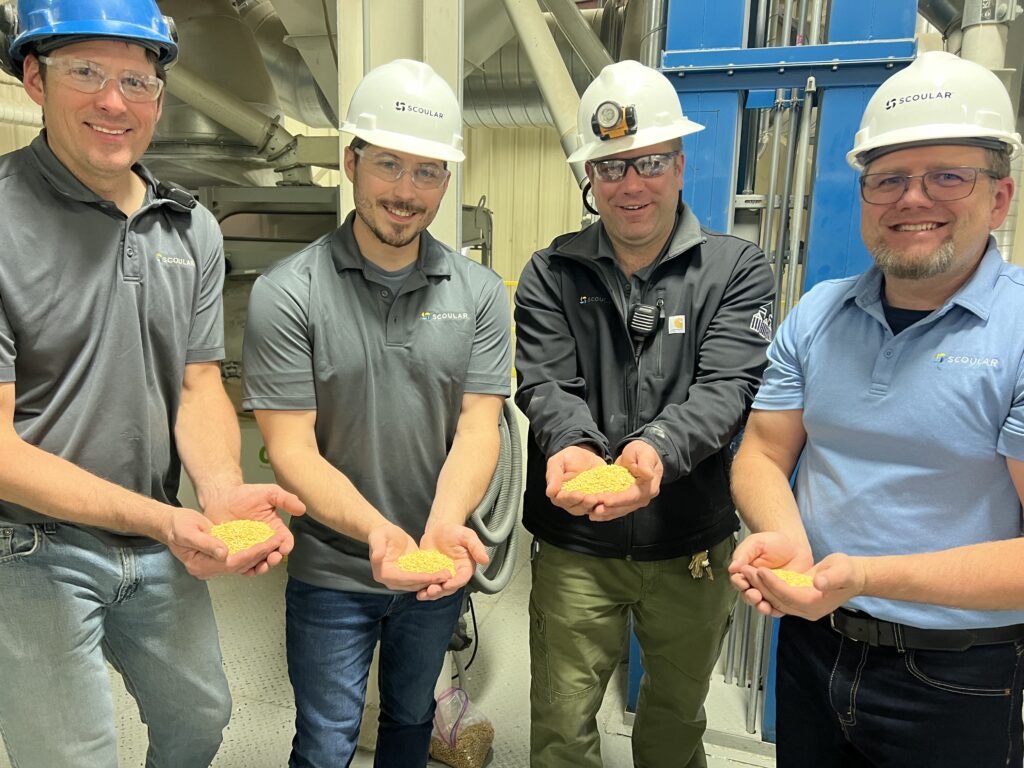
[551,202,706,266]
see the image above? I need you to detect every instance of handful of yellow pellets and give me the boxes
[209,520,276,554]
[561,463,636,494]
[771,568,815,588]
[397,549,457,578]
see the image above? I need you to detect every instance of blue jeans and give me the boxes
[777,615,1024,767]
[0,522,231,768]
[285,577,464,768]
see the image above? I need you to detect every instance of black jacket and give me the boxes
[514,205,775,560]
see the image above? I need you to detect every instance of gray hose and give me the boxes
[468,399,524,594]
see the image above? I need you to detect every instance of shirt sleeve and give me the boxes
[514,253,610,459]
[997,354,1024,461]
[464,271,512,397]
[186,207,226,363]
[242,269,317,411]
[0,290,16,382]
[751,293,809,412]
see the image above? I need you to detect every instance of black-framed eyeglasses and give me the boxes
[588,151,679,183]
[37,56,163,103]
[353,147,450,190]
[859,166,1001,205]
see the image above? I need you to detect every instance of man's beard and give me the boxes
[354,190,429,249]
[868,237,956,280]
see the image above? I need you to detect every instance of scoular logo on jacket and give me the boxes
[420,310,469,321]
[578,295,609,305]
[154,251,195,268]
[932,351,999,368]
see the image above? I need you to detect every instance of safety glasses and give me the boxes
[37,56,163,103]
[859,166,1000,205]
[588,151,679,182]
[353,147,450,190]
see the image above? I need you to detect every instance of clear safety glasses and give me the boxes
[589,151,679,182]
[859,166,1001,205]
[38,56,164,103]
[353,147,450,190]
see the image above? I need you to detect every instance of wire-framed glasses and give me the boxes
[37,56,164,103]
[859,166,1000,205]
[589,151,679,182]
[353,147,450,190]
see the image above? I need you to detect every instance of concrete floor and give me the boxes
[0,530,776,767]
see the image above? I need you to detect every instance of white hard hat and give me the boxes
[566,59,704,164]
[848,51,1023,170]
[342,59,464,162]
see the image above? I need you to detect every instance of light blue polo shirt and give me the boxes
[754,241,1024,629]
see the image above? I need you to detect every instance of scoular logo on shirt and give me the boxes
[154,252,195,268]
[932,352,999,368]
[420,310,469,321]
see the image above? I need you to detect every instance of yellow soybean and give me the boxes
[209,520,275,554]
[561,464,636,494]
[398,549,456,578]
[771,568,814,587]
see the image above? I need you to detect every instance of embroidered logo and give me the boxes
[749,303,773,342]
[932,352,999,368]
[154,252,195,268]
[578,295,609,305]
[667,315,686,335]
[420,311,469,321]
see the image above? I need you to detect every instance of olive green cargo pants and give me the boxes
[529,536,736,768]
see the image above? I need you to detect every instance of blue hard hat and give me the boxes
[8,0,178,69]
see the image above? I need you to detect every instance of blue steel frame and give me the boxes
[624,0,918,731]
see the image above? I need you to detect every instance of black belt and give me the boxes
[829,608,1024,652]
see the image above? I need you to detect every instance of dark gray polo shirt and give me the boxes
[242,214,512,593]
[0,134,226,545]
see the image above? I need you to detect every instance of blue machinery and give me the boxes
[624,0,919,738]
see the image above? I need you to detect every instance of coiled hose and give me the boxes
[467,399,523,594]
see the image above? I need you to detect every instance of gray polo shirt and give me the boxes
[0,134,226,545]
[242,214,512,593]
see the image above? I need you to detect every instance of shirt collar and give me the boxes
[846,237,1003,322]
[330,211,453,278]
[28,130,159,207]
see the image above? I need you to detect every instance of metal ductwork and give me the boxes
[463,6,622,128]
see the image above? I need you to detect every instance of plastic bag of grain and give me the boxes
[429,687,494,768]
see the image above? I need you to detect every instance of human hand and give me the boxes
[172,484,306,579]
[741,553,866,621]
[416,523,491,601]
[545,445,606,516]
[728,532,813,617]
[369,523,449,593]
[583,440,663,522]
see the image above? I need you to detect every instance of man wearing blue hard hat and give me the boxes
[0,2,305,766]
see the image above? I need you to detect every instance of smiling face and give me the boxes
[586,139,684,266]
[344,144,449,258]
[860,145,1013,283]
[21,39,162,196]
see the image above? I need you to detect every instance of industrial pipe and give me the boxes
[166,64,313,185]
[782,77,817,325]
[500,0,585,183]
[0,99,40,127]
[637,0,667,68]
[541,0,614,77]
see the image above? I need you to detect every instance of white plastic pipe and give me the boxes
[0,99,42,128]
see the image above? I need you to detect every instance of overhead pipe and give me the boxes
[540,0,614,77]
[917,0,965,38]
[637,0,667,67]
[960,0,1011,69]
[166,64,313,185]
[0,99,41,127]
[500,0,585,184]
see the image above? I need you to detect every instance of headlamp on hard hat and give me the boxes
[591,100,637,142]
